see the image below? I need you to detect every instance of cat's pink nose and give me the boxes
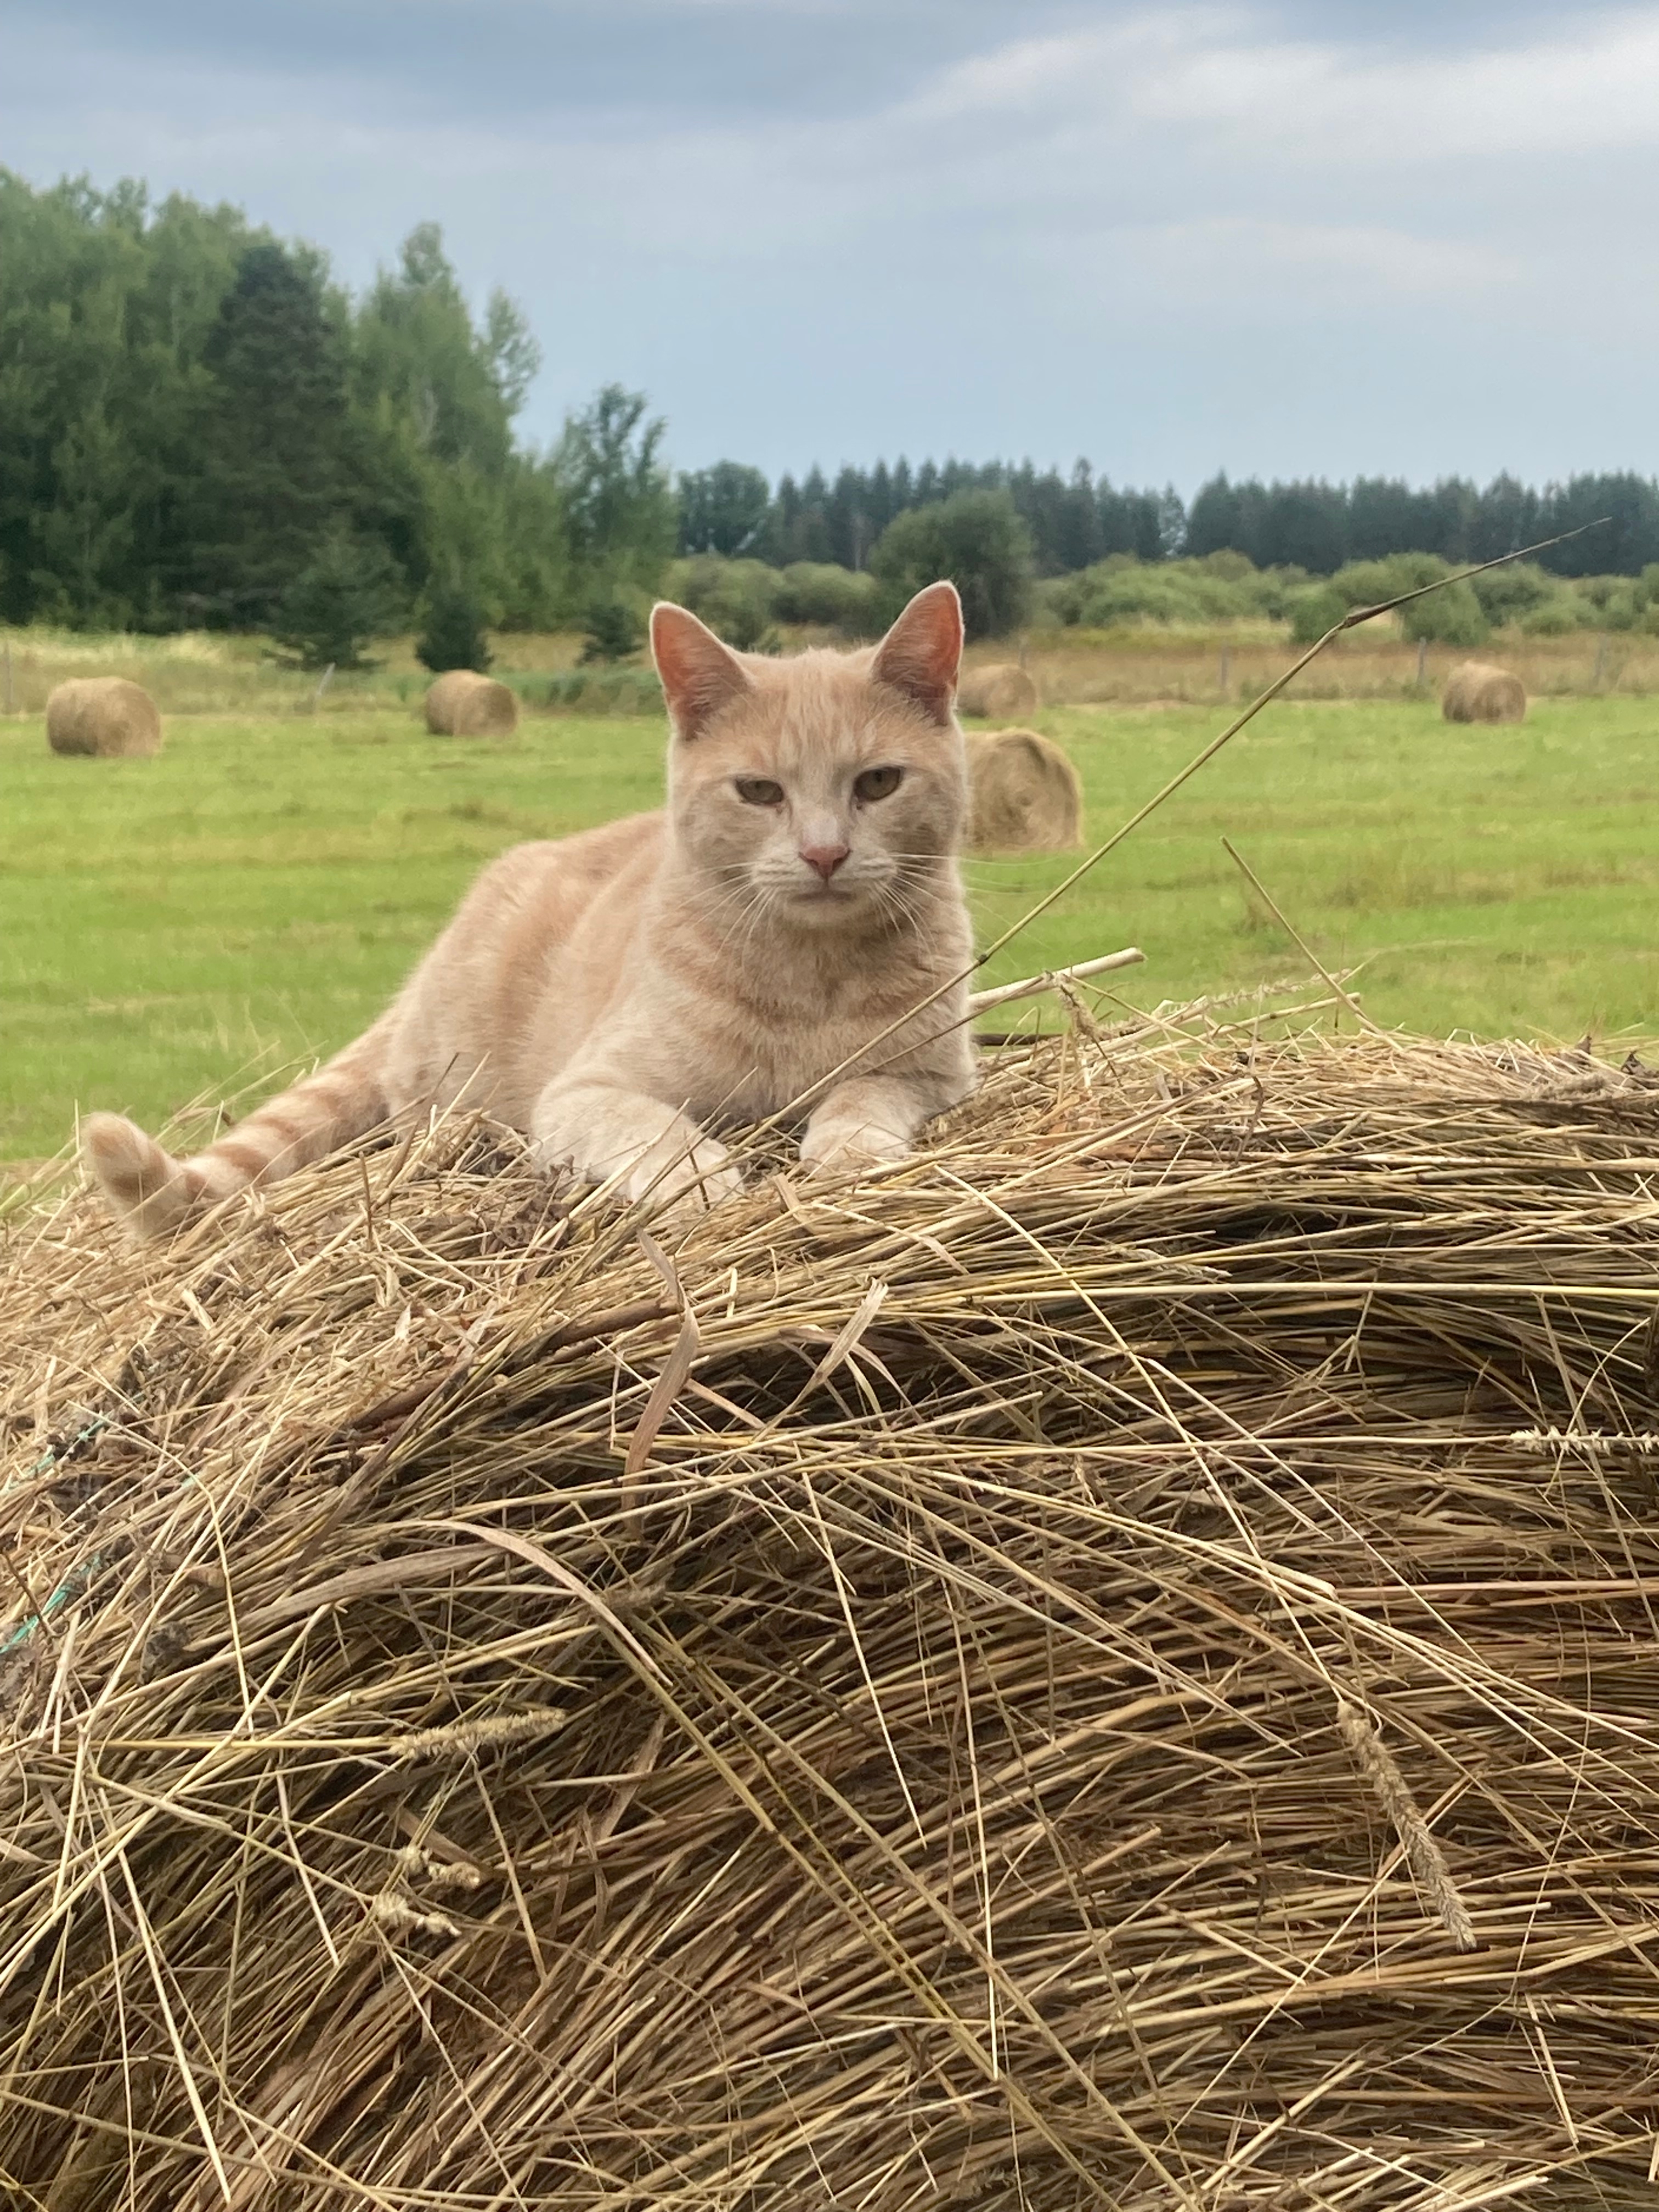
[800,842,850,882]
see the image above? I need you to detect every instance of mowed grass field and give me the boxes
[4,691,1659,1164]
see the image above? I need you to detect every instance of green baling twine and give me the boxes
[1,1414,109,1658]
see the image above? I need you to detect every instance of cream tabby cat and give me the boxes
[83,580,977,1237]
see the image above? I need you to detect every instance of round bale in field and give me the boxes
[424,669,519,737]
[956,662,1039,719]
[1441,661,1527,724]
[965,727,1082,855]
[44,677,162,759]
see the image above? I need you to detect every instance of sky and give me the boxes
[4,0,1657,492]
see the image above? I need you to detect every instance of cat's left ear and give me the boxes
[651,602,752,741]
[871,580,963,726]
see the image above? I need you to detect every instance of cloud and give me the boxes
[1112,216,1523,301]
[910,4,1659,165]
[3,1,1657,483]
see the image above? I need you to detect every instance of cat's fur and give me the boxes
[83,580,978,1238]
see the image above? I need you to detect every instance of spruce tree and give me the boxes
[184,241,353,626]
[416,574,493,672]
[269,528,404,669]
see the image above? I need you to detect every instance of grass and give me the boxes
[3,689,1659,1161]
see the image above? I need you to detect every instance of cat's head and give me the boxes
[651,580,967,930]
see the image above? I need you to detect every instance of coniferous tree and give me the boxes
[416,573,493,672]
[269,527,405,669]
[183,240,353,626]
[678,461,770,555]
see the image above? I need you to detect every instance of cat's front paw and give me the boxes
[619,1135,743,1214]
[533,1093,742,1216]
[799,1118,911,1181]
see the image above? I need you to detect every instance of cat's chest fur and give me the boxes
[634,918,974,1126]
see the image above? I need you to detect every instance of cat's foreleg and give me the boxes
[799,1077,940,1178]
[530,1080,742,1210]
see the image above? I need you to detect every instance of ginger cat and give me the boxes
[83,581,977,1238]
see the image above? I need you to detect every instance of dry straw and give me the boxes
[964,727,1083,854]
[424,669,520,737]
[44,676,162,758]
[956,662,1039,718]
[1442,661,1528,724]
[5,992,1659,2207]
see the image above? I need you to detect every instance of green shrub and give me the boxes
[1467,560,1557,626]
[1399,579,1488,647]
[269,529,406,670]
[662,555,780,651]
[579,588,648,663]
[1035,574,1088,627]
[869,490,1034,641]
[1521,599,1584,636]
[1306,552,1487,648]
[415,575,492,673]
[1330,552,1447,608]
[1038,554,1301,630]
[1287,584,1348,645]
[771,562,882,635]
[1594,581,1642,631]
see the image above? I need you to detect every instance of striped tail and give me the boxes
[82,1026,392,1240]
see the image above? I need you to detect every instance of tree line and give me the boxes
[7,170,1658,656]
[682,462,1659,583]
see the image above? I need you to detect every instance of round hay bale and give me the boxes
[964,726,1082,854]
[1441,661,1527,723]
[956,661,1039,718]
[424,669,519,737]
[5,1024,1659,2203]
[44,676,161,759]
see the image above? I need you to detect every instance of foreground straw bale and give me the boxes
[424,667,519,736]
[8,1002,1659,2207]
[1442,659,1527,723]
[44,675,162,757]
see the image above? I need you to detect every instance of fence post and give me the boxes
[2,641,12,715]
[312,663,336,711]
[1593,635,1609,691]
[1415,637,1427,689]
[1218,645,1232,697]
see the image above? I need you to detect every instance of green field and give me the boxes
[4,692,1659,1163]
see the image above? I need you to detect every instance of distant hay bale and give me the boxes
[5,1019,1659,2204]
[964,726,1082,853]
[44,677,161,758]
[1441,661,1527,723]
[956,662,1039,718]
[424,669,519,737]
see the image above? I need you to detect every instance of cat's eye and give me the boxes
[854,765,904,803]
[735,777,785,807]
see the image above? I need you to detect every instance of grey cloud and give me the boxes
[3,2,1656,488]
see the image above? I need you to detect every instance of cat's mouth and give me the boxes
[790,876,862,906]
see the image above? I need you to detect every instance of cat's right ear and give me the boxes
[870,580,963,726]
[651,603,752,742]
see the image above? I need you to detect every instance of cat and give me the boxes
[82,580,978,1238]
